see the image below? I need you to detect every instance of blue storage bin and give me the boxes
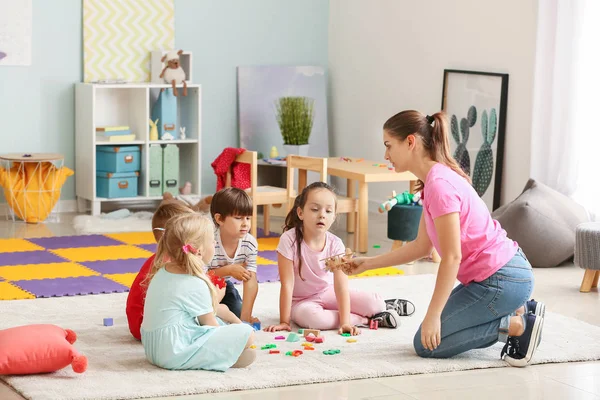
[151,89,178,139]
[96,171,139,198]
[96,146,141,173]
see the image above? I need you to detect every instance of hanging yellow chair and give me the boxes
[0,161,74,223]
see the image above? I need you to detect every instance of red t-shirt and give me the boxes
[126,254,155,341]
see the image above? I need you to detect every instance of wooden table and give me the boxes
[327,158,418,253]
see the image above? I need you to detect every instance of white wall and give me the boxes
[328,0,538,207]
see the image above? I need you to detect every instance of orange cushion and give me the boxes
[0,324,87,375]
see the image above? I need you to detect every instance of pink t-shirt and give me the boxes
[422,163,518,285]
[277,229,345,301]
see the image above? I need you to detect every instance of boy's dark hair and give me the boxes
[284,182,337,280]
[210,187,253,222]
[151,199,193,242]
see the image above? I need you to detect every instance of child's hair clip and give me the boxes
[182,243,197,254]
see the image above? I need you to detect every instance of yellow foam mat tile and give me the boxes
[0,263,100,281]
[51,245,153,262]
[105,272,137,288]
[0,239,44,253]
[349,266,404,279]
[105,232,156,245]
[256,256,277,265]
[0,282,35,300]
[257,237,279,251]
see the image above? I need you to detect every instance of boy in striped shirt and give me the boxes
[209,188,259,323]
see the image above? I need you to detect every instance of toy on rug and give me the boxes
[160,50,187,97]
[322,247,355,274]
[0,324,87,375]
[378,190,422,213]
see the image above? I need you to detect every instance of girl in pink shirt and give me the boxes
[347,110,545,367]
[264,182,403,335]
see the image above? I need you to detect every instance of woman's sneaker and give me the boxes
[369,310,400,329]
[385,298,415,316]
[501,313,544,367]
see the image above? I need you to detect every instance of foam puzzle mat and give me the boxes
[0,229,402,300]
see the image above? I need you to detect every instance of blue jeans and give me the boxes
[414,249,533,358]
[221,280,243,318]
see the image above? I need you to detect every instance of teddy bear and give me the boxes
[159,50,187,96]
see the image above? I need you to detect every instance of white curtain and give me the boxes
[531,0,600,220]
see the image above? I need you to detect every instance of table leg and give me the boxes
[358,182,368,253]
[347,179,356,233]
[409,180,417,194]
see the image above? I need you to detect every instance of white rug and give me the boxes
[2,275,600,400]
[73,211,153,234]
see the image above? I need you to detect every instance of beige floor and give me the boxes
[1,211,599,400]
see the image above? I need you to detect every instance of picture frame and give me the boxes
[441,69,509,211]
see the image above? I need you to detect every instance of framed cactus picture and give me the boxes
[441,69,509,211]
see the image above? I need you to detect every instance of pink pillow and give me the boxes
[0,324,87,375]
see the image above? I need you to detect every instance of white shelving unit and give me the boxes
[75,83,202,216]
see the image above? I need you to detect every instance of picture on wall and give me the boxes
[237,66,329,159]
[0,0,32,66]
[83,0,174,83]
[441,69,509,211]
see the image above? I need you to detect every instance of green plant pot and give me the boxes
[283,144,310,157]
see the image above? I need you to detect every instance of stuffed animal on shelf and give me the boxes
[159,50,187,97]
[179,126,186,140]
[179,181,192,195]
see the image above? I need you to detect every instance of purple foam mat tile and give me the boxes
[258,250,278,263]
[27,235,123,249]
[0,250,66,267]
[256,228,281,239]
[12,276,129,298]
[80,258,148,275]
[137,243,157,253]
[231,265,280,285]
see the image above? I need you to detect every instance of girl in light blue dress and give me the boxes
[141,213,256,371]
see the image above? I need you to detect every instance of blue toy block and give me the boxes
[244,321,261,331]
[103,318,113,327]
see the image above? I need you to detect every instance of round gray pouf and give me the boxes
[575,222,600,292]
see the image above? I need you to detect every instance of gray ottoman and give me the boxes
[575,222,600,292]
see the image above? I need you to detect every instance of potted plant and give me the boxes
[275,96,315,156]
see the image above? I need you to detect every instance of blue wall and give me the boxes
[0,0,329,200]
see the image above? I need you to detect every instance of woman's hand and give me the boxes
[263,322,292,332]
[338,324,360,336]
[421,314,441,351]
[342,256,370,275]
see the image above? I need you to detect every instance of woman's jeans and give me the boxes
[414,249,533,358]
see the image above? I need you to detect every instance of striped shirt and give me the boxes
[208,228,258,277]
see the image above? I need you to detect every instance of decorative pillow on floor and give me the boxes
[0,324,87,375]
[492,179,590,267]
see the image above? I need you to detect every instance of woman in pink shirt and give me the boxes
[264,182,404,335]
[348,110,545,367]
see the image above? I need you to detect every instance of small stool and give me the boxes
[387,204,440,262]
[575,222,600,293]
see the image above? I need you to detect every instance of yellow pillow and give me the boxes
[0,162,74,223]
